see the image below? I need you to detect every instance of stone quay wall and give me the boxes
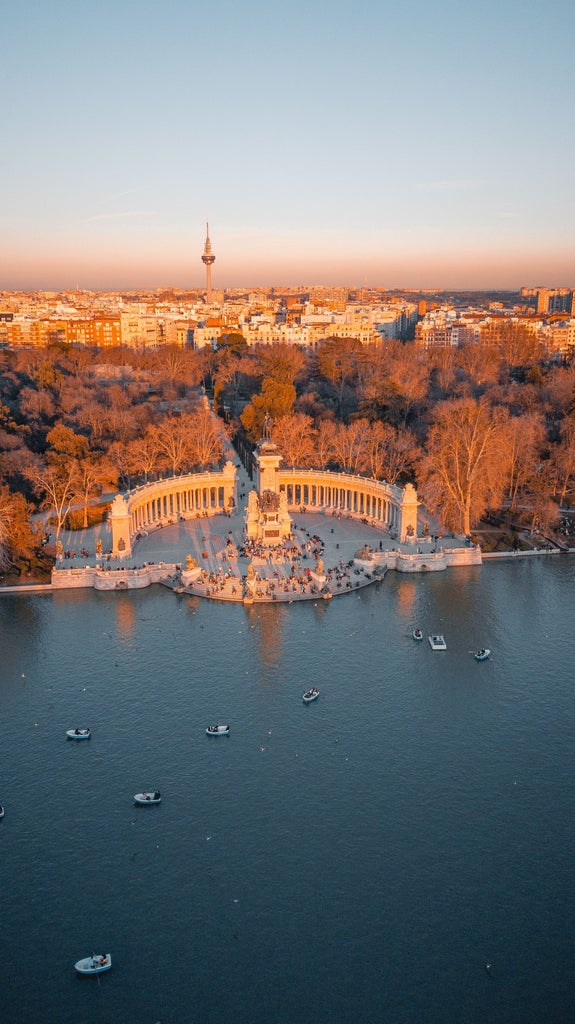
[51,564,179,590]
[356,545,482,574]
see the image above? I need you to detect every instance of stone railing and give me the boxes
[51,564,180,590]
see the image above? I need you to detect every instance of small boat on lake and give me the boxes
[413,628,423,641]
[134,791,161,805]
[474,648,491,661]
[302,688,319,703]
[206,724,230,736]
[74,953,112,975]
[428,635,447,650]
[0,805,4,819]
[66,728,91,740]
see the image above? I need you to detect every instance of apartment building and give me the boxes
[536,288,574,315]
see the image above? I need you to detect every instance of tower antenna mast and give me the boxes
[201,221,216,302]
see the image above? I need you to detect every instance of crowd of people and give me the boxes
[179,521,370,603]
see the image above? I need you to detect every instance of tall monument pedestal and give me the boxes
[245,435,292,547]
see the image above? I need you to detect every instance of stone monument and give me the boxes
[244,425,293,547]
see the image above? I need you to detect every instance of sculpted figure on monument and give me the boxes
[262,413,273,441]
[260,489,280,511]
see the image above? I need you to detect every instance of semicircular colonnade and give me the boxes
[108,462,418,558]
[277,469,417,537]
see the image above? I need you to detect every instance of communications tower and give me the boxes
[201,222,215,302]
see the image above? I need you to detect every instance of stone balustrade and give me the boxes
[51,564,179,590]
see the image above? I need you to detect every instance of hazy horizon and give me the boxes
[2,0,574,293]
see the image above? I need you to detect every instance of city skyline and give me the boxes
[2,0,574,292]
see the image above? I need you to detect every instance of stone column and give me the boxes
[220,460,237,511]
[109,494,132,558]
[399,483,419,542]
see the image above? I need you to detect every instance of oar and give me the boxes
[91,954,101,987]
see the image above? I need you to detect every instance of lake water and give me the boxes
[1,557,574,1024]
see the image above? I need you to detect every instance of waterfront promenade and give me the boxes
[39,508,478,604]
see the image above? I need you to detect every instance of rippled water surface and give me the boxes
[1,558,575,1023]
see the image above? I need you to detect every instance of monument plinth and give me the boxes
[245,427,293,547]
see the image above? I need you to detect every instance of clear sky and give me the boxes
[2,0,574,291]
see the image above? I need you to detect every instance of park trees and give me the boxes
[379,342,429,425]
[251,343,307,387]
[427,345,458,399]
[270,413,316,469]
[213,350,255,417]
[45,425,113,526]
[331,420,369,474]
[0,486,38,572]
[419,398,506,535]
[217,332,248,357]
[45,424,89,460]
[549,415,575,505]
[240,378,296,442]
[187,406,224,468]
[73,454,116,529]
[18,387,56,437]
[457,342,501,391]
[480,322,544,375]
[314,419,338,468]
[316,336,362,416]
[150,415,194,476]
[26,460,77,546]
[364,421,419,484]
[499,410,546,512]
[142,408,224,477]
[149,346,201,394]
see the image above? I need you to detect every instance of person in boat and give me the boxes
[154,791,160,800]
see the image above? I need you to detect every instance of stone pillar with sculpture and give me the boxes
[220,459,237,513]
[109,494,132,558]
[399,483,419,542]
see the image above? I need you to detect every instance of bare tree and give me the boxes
[365,422,419,484]
[317,337,362,415]
[501,410,546,511]
[73,454,115,529]
[419,398,506,535]
[331,420,369,474]
[187,408,224,468]
[26,460,77,545]
[313,419,338,469]
[271,413,316,469]
[549,415,575,505]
